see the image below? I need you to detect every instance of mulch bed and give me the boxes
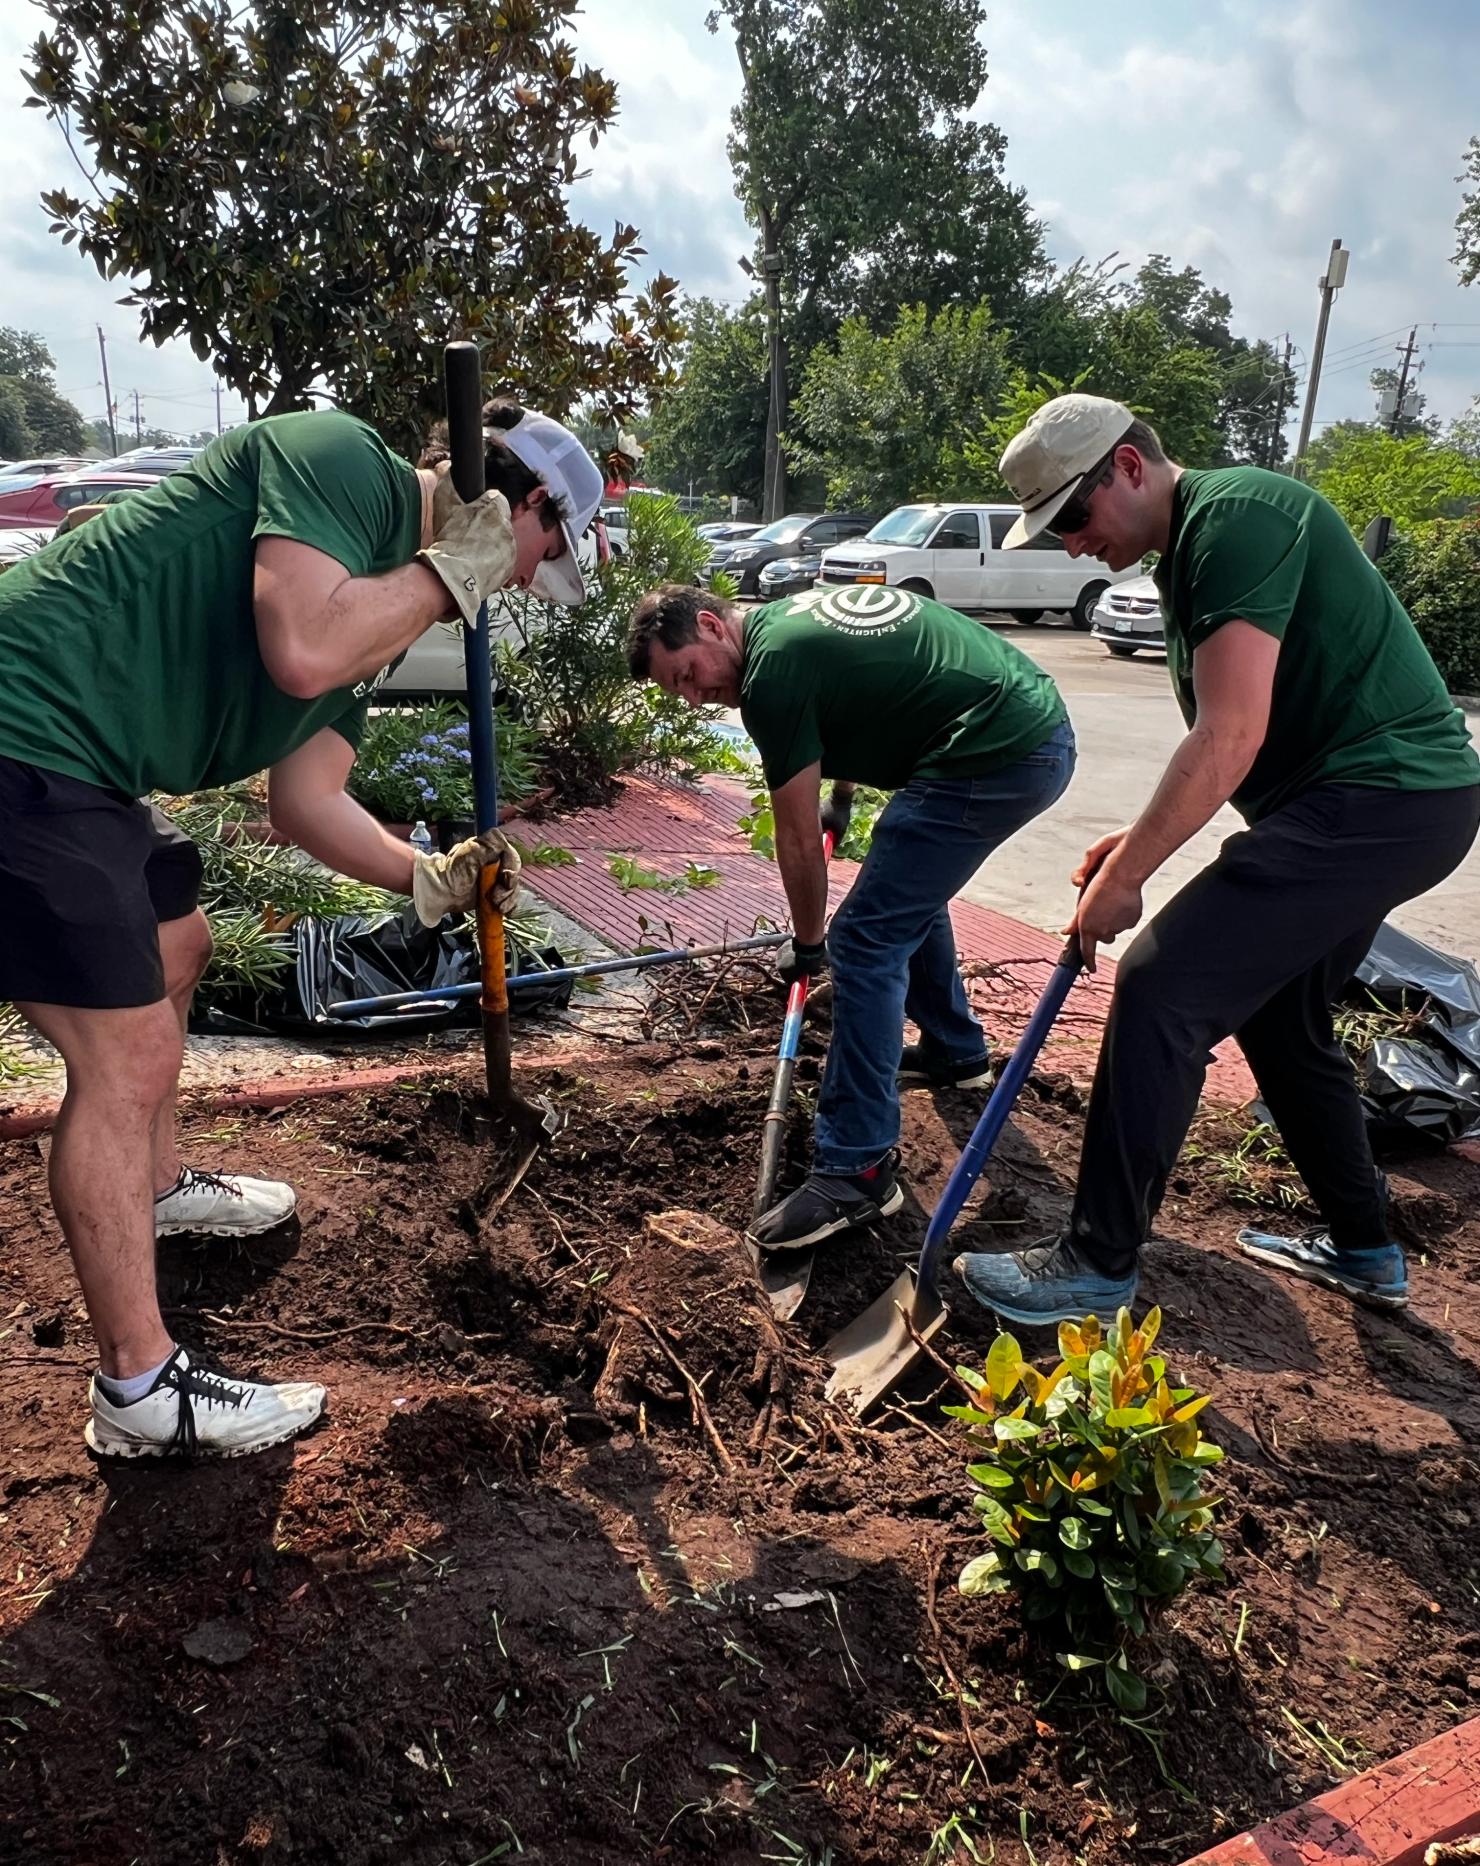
[2,1013,1479,1866]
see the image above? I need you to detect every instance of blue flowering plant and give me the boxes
[348,702,536,825]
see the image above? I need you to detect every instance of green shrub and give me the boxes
[952,1308,1225,1710]
[492,493,742,794]
[1380,517,1480,694]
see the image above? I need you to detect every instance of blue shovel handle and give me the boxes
[916,934,1083,1305]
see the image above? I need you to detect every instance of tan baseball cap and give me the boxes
[999,393,1135,548]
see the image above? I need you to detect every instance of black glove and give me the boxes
[819,787,853,844]
[776,936,828,985]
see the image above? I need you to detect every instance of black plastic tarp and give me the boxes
[1351,922,1480,1144]
[193,909,572,1041]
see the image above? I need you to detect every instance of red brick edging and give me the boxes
[1180,1714,1480,1866]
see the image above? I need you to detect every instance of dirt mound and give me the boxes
[3,1044,1480,1865]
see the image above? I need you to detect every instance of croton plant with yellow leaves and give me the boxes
[951,1309,1225,1711]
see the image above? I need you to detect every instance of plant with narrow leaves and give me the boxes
[952,1308,1224,1710]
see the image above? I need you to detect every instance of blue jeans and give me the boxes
[813,721,1076,1176]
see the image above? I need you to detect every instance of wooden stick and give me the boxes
[608,1300,736,1476]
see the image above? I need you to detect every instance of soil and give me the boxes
[3,1017,1480,1866]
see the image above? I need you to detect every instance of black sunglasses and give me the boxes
[1044,448,1117,539]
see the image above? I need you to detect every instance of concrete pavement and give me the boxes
[972,619,1480,958]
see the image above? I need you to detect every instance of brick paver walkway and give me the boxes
[530,773,1255,1106]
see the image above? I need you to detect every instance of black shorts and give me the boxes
[0,755,203,1009]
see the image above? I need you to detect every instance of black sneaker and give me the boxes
[897,1044,992,1090]
[749,1152,905,1251]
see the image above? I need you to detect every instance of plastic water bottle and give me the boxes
[409,819,433,858]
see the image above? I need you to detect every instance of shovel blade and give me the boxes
[822,1270,948,1416]
[747,1240,814,1321]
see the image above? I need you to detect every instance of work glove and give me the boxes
[411,829,522,928]
[418,476,517,628]
[775,936,828,986]
[819,786,853,845]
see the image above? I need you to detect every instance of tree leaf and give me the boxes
[994,1416,1041,1443]
[986,1333,1024,1402]
[1104,1661,1147,1714]
[965,1462,1016,1490]
[1058,1516,1091,1550]
[958,1553,1012,1597]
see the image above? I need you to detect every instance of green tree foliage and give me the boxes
[1380,519,1480,694]
[643,297,770,507]
[789,303,1016,510]
[0,325,86,455]
[711,0,1043,346]
[27,1,682,452]
[1308,426,1480,533]
[1456,134,1480,288]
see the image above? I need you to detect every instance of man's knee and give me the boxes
[160,909,213,995]
[1107,926,1207,1048]
[28,1001,184,1113]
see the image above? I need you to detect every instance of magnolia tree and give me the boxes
[27,0,682,453]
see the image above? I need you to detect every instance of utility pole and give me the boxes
[1267,334,1293,468]
[1293,237,1350,475]
[132,388,143,445]
[739,243,787,521]
[1389,326,1419,434]
[96,325,118,455]
[214,379,223,437]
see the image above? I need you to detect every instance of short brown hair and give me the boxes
[420,395,566,533]
[1119,418,1167,466]
[626,583,737,679]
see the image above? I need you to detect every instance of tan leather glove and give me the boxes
[417,479,518,627]
[411,830,522,928]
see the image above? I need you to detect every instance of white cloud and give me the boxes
[1,0,1474,442]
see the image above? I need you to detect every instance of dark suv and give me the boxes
[704,512,873,597]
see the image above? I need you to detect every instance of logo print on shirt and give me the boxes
[797,584,915,634]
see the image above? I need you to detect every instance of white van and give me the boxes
[818,502,1137,630]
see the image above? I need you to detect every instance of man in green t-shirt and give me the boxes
[0,403,602,1460]
[626,580,1076,1248]
[956,393,1480,1324]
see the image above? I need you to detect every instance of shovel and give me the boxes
[824,933,1082,1415]
[748,831,834,1320]
[444,340,561,1176]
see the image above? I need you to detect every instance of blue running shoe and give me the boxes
[953,1234,1138,1326]
[1236,1225,1408,1309]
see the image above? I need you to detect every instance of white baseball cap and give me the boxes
[499,409,605,606]
[999,394,1136,548]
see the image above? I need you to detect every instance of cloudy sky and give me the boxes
[2,0,1477,445]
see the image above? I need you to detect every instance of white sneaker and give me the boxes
[154,1167,297,1238]
[85,1346,326,1459]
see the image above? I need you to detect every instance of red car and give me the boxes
[0,471,160,530]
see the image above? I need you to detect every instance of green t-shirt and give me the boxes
[740,584,1067,792]
[1156,466,1479,822]
[0,411,422,796]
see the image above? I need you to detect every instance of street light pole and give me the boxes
[1293,238,1350,475]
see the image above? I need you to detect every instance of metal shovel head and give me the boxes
[746,1238,814,1321]
[823,1269,948,1416]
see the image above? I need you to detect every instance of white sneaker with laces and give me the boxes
[154,1167,297,1238]
[85,1346,326,1459]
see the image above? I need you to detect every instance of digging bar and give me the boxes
[748,831,834,1319]
[824,934,1083,1416]
[444,340,561,1160]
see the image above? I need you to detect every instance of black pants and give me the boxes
[1072,783,1480,1275]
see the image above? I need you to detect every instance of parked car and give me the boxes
[756,548,824,601]
[708,512,873,597]
[599,504,630,555]
[819,502,1136,629]
[695,520,761,544]
[93,445,200,476]
[0,470,160,530]
[380,524,607,699]
[1090,574,1165,657]
[0,455,87,479]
